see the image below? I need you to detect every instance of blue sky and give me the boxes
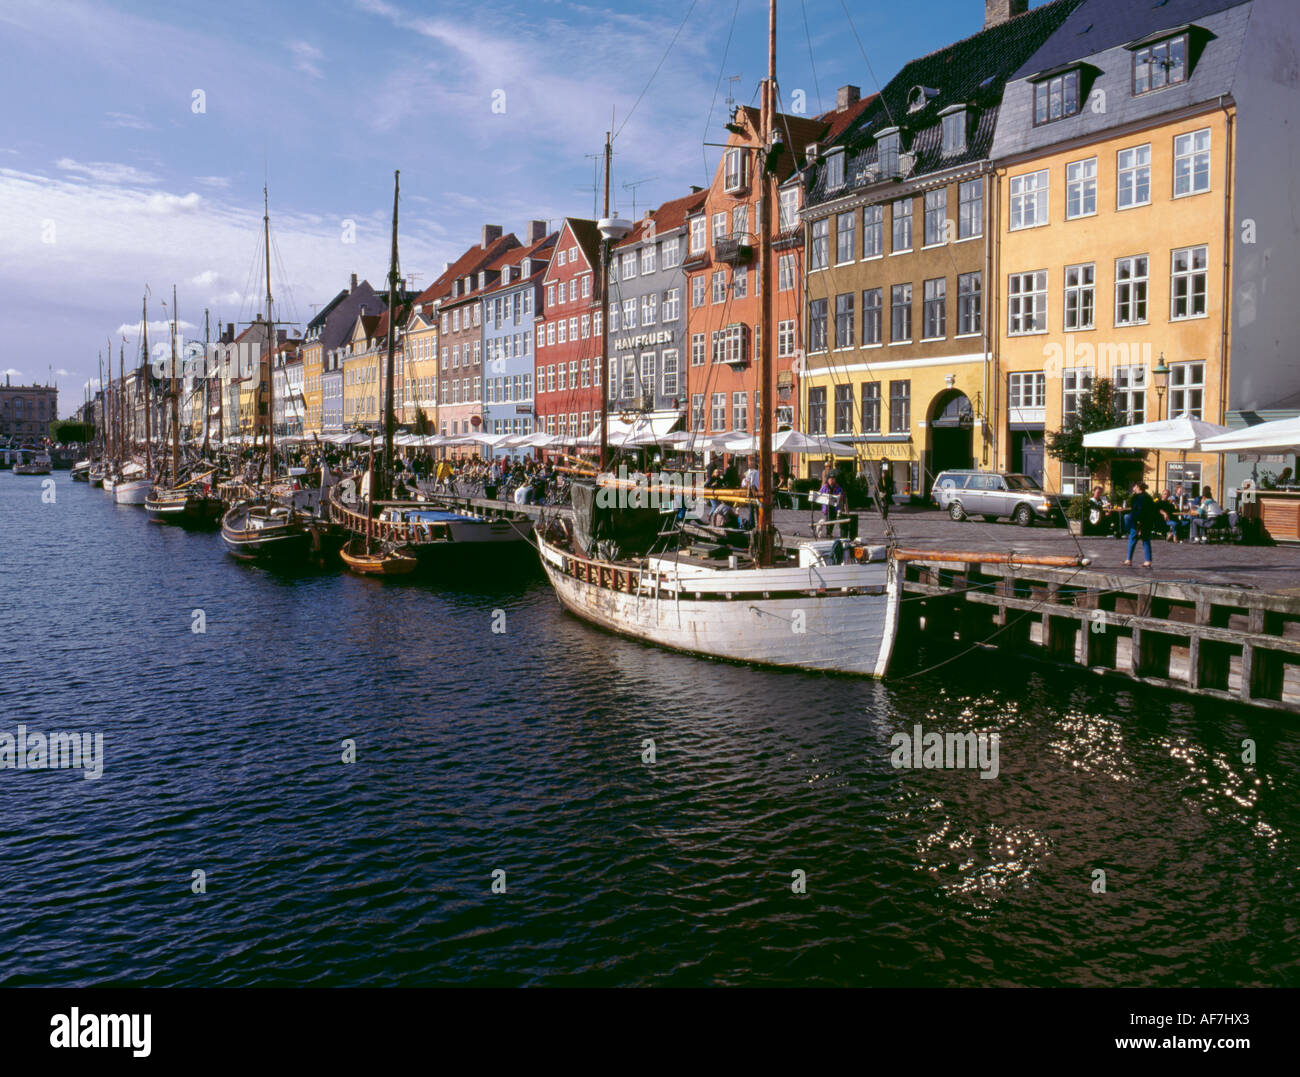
[0,0,1019,410]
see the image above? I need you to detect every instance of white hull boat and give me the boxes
[113,479,151,505]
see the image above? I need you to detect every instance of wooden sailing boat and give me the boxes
[113,299,153,505]
[339,435,418,575]
[221,188,315,562]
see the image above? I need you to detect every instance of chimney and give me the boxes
[690,185,703,193]
[350,273,358,292]
[527,219,547,244]
[836,85,861,112]
[481,223,503,249]
[227,322,234,341]
[984,0,1028,29]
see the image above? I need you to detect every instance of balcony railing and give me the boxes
[713,232,755,265]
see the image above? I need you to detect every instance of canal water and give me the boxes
[2,471,1297,987]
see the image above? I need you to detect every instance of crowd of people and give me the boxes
[1087,482,1229,567]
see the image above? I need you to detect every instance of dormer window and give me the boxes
[477,271,487,289]
[723,147,749,193]
[907,86,937,113]
[1132,32,1188,94]
[824,149,845,190]
[940,106,967,156]
[1033,68,1081,125]
[876,128,900,178]
[520,258,531,277]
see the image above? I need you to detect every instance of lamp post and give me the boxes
[1153,352,1170,487]
[596,211,632,473]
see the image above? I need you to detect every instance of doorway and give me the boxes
[929,390,974,483]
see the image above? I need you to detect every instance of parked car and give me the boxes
[931,470,1064,526]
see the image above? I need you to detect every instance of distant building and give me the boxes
[0,376,58,441]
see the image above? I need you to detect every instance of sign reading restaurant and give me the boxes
[613,330,674,351]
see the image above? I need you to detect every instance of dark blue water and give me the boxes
[2,471,1297,986]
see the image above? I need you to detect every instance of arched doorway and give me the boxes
[928,389,974,482]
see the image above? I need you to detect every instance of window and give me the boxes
[691,393,705,430]
[642,294,657,325]
[863,204,883,256]
[924,189,946,246]
[557,320,566,344]
[891,198,913,252]
[777,319,796,357]
[557,250,566,267]
[621,357,636,399]
[557,362,566,390]
[546,323,555,345]
[593,312,601,337]
[1171,245,1208,319]
[861,382,881,434]
[691,333,706,366]
[888,380,910,434]
[547,365,556,392]
[640,352,655,398]
[712,270,727,304]
[807,386,827,434]
[733,205,748,235]
[733,267,748,299]
[662,350,679,396]
[662,288,680,322]
[890,284,912,342]
[877,130,900,177]
[690,216,706,253]
[621,252,636,280]
[1033,69,1081,125]
[835,293,854,349]
[1064,263,1095,330]
[1066,157,1097,218]
[623,298,637,328]
[1062,367,1092,419]
[830,384,852,435]
[580,358,590,387]
[1113,365,1147,423]
[1134,33,1187,95]
[569,280,578,301]
[711,392,727,431]
[1115,255,1149,325]
[733,391,749,432]
[692,276,706,308]
[1009,170,1049,229]
[1169,361,1205,419]
[581,274,591,297]
[724,146,747,192]
[1174,128,1211,196]
[779,187,799,231]
[1117,144,1152,208]
[778,253,796,291]
[956,272,981,336]
[825,151,845,189]
[641,244,656,275]
[608,303,619,332]
[581,313,590,338]
[957,180,982,239]
[922,278,946,339]
[711,325,746,365]
[662,237,680,268]
[863,288,883,345]
[836,211,856,263]
[712,212,727,243]
[1008,371,1046,409]
[1008,270,1047,334]
[941,109,966,155]
[810,218,829,270]
[809,298,828,352]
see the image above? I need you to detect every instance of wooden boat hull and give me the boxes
[535,531,900,676]
[112,479,151,505]
[221,504,314,562]
[340,545,419,576]
[147,492,224,528]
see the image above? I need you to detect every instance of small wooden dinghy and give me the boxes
[340,537,419,576]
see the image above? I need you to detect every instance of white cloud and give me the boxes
[56,367,73,376]
[56,158,159,185]
[104,112,152,130]
[197,176,230,189]
[289,40,324,79]
[190,270,220,287]
[5,368,25,378]
[145,191,202,213]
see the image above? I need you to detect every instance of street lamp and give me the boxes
[1153,352,1170,488]
[596,214,633,472]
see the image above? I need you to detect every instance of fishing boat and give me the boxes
[12,451,53,475]
[88,464,105,487]
[71,459,92,481]
[339,536,418,576]
[221,500,315,561]
[112,460,151,504]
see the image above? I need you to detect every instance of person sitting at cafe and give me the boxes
[1086,485,1123,537]
[1187,486,1224,543]
[1155,488,1184,542]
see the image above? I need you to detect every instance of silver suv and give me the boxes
[931,470,1063,526]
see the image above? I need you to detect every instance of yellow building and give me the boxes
[301,337,323,435]
[341,312,382,430]
[402,308,438,430]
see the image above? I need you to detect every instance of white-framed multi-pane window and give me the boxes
[733,267,748,299]
[890,284,912,342]
[957,179,982,239]
[1064,263,1095,330]
[891,198,913,252]
[956,272,981,336]
[922,277,946,339]
[639,352,655,398]
[1117,144,1152,209]
[710,392,726,431]
[691,393,705,431]
[1062,367,1092,419]
[1115,254,1149,326]
[1174,128,1211,196]
[641,293,657,325]
[1171,244,1209,319]
[924,188,946,246]
[835,292,854,349]
[711,271,727,304]
[661,350,679,396]
[1008,270,1047,334]
[689,216,706,253]
[641,244,656,275]
[1169,361,1205,419]
[711,212,727,243]
[863,204,884,256]
[662,236,680,268]
[860,382,881,434]
[732,391,749,432]
[777,319,796,357]
[1009,170,1049,229]
[1113,365,1147,423]
[863,288,883,345]
[836,211,856,263]
[778,253,796,292]
[779,187,799,231]
[691,333,706,367]
[1008,371,1046,410]
[662,288,680,322]
[691,276,705,308]
[810,218,829,270]
[1066,157,1097,218]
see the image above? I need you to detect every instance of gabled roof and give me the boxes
[479,230,558,297]
[412,233,520,313]
[805,0,1084,206]
[307,289,348,333]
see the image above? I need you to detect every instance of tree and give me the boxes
[1047,377,1144,482]
[49,420,92,444]
[413,407,432,436]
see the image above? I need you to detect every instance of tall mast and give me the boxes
[217,315,225,445]
[118,340,125,465]
[171,284,181,484]
[264,185,274,480]
[99,349,108,464]
[754,0,777,565]
[202,309,211,456]
[597,130,612,472]
[143,293,152,475]
[383,169,400,487]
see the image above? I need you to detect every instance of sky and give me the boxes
[0,0,1018,413]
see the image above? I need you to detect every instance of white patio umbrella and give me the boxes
[722,430,857,457]
[1200,417,1300,455]
[1082,415,1230,451]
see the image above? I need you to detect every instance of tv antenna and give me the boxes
[622,177,658,219]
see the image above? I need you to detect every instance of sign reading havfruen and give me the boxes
[612,330,673,351]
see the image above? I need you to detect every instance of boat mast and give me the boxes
[754,0,777,565]
[98,351,106,464]
[171,284,181,485]
[217,314,225,446]
[597,130,612,472]
[118,341,125,467]
[143,293,153,477]
[383,169,400,490]
[264,185,274,482]
[202,309,211,457]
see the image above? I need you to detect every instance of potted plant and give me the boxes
[1064,495,1085,535]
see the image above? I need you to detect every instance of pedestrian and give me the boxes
[1123,481,1158,568]
[877,465,894,518]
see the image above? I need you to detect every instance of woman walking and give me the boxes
[1123,481,1158,568]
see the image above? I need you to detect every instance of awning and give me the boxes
[613,409,683,445]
